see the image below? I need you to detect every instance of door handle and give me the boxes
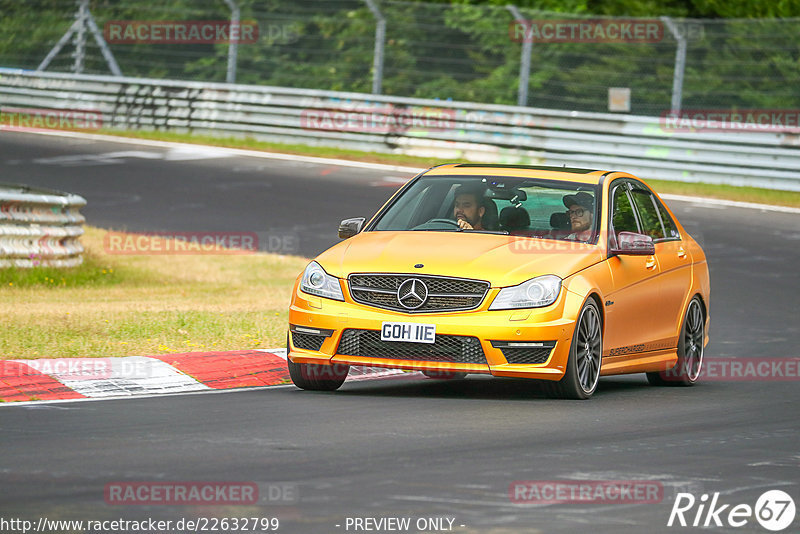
[677,247,687,258]
[646,256,657,269]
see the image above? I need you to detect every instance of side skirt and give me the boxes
[600,349,678,376]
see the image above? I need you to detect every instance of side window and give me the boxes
[655,198,680,239]
[630,189,666,240]
[611,186,638,237]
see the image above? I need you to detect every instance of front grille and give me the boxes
[337,329,488,365]
[500,347,552,364]
[291,332,326,351]
[349,274,489,313]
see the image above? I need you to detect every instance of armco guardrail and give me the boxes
[0,183,86,268]
[1,68,799,191]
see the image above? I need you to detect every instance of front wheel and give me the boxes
[288,358,349,391]
[545,299,602,399]
[647,297,704,387]
[287,333,349,391]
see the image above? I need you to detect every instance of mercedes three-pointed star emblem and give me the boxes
[397,278,428,310]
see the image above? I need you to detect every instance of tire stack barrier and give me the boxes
[0,184,86,268]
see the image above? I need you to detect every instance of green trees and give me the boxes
[1,0,797,114]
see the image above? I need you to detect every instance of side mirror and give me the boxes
[338,217,366,239]
[610,231,655,256]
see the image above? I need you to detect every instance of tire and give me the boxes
[545,299,602,400]
[287,333,349,391]
[647,297,704,387]
[421,370,467,380]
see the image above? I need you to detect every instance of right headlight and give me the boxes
[299,261,344,301]
[489,275,562,310]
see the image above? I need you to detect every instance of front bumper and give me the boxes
[288,282,585,381]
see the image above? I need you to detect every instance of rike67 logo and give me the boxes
[668,490,796,531]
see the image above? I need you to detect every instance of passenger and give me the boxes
[562,192,595,241]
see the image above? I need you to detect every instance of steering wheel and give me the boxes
[411,218,461,231]
[426,218,460,227]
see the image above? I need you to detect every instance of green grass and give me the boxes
[1,254,144,289]
[101,128,800,208]
[647,179,800,207]
[0,227,307,359]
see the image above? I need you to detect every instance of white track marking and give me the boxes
[33,150,162,166]
[24,130,422,173]
[2,383,298,407]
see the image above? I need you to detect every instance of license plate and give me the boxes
[380,322,436,344]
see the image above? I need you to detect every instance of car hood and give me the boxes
[316,231,603,287]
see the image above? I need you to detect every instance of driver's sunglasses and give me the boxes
[568,208,586,218]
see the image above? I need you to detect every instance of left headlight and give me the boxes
[299,261,344,301]
[489,275,562,310]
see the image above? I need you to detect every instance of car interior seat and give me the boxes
[482,198,499,231]
[549,212,571,238]
[499,206,531,232]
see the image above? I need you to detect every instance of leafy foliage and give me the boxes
[0,0,798,114]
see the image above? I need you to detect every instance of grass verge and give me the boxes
[104,128,800,208]
[0,226,307,359]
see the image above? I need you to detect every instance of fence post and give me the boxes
[506,5,531,108]
[364,0,386,95]
[662,16,687,114]
[72,0,89,74]
[223,0,240,83]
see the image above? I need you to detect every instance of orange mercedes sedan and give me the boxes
[287,164,710,399]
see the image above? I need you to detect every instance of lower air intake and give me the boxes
[337,329,487,365]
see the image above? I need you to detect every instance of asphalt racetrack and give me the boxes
[2,132,799,533]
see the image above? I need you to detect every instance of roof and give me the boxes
[422,163,610,184]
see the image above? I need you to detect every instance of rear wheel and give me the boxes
[647,297,704,387]
[545,299,602,400]
[287,333,349,391]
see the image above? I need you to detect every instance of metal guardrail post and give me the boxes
[364,0,386,95]
[223,0,240,84]
[662,16,687,115]
[0,184,87,269]
[507,5,532,108]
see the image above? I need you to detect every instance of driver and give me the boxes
[453,184,486,230]
[562,192,594,241]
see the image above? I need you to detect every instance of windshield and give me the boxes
[371,175,601,243]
